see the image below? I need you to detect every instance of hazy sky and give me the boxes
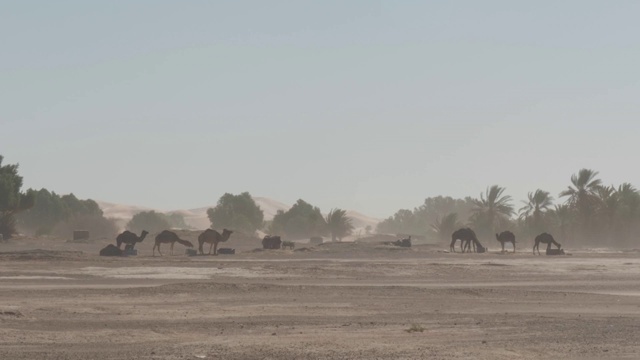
[2,1,640,218]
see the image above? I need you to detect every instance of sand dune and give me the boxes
[96,197,380,232]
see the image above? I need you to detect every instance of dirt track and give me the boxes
[1,238,639,359]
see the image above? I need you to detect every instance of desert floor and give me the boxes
[1,236,639,359]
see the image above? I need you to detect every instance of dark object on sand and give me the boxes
[99,244,123,256]
[262,235,282,249]
[546,248,565,255]
[217,248,236,255]
[393,237,412,248]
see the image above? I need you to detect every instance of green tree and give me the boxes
[519,189,553,236]
[0,156,34,238]
[471,185,514,237]
[207,192,264,234]
[271,199,327,239]
[17,189,110,236]
[376,209,415,235]
[52,213,118,240]
[430,212,462,243]
[614,183,640,245]
[17,189,68,235]
[127,210,171,234]
[559,169,601,242]
[60,194,102,217]
[376,196,476,240]
[326,208,354,242]
[595,185,618,242]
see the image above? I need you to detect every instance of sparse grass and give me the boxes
[404,323,425,333]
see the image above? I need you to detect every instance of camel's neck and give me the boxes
[139,233,147,242]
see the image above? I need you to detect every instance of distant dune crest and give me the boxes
[96,197,380,233]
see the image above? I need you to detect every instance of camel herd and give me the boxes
[109,227,563,257]
[112,228,233,256]
[450,227,563,255]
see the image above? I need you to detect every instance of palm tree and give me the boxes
[559,168,601,209]
[325,208,354,242]
[614,183,640,245]
[616,183,640,218]
[519,189,553,235]
[559,169,601,241]
[595,185,618,243]
[547,204,572,242]
[431,212,462,243]
[472,185,514,235]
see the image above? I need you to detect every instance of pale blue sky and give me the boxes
[2,1,639,218]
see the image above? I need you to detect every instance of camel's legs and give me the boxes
[209,242,214,255]
[213,242,218,256]
[512,241,516,253]
[155,244,163,257]
[170,242,174,255]
[501,242,505,253]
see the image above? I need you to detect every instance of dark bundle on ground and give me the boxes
[262,235,282,249]
[99,244,123,256]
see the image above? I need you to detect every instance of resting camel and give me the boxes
[197,228,233,255]
[116,230,148,249]
[533,232,561,255]
[282,240,295,250]
[262,235,282,249]
[153,230,193,256]
[495,231,516,253]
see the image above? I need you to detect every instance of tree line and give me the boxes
[378,169,640,248]
[5,153,636,247]
[0,156,354,241]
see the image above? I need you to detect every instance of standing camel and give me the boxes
[153,230,193,256]
[533,232,561,255]
[116,230,148,249]
[197,229,233,255]
[451,228,483,253]
[495,231,516,253]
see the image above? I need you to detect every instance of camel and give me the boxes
[533,232,561,255]
[465,237,486,253]
[197,228,233,255]
[495,231,516,253]
[99,244,123,257]
[392,236,412,248]
[116,230,148,249]
[282,241,295,250]
[450,228,477,253]
[262,235,282,249]
[451,228,485,253]
[153,230,193,256]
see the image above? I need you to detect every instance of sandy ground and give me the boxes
[1,237,640,359]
